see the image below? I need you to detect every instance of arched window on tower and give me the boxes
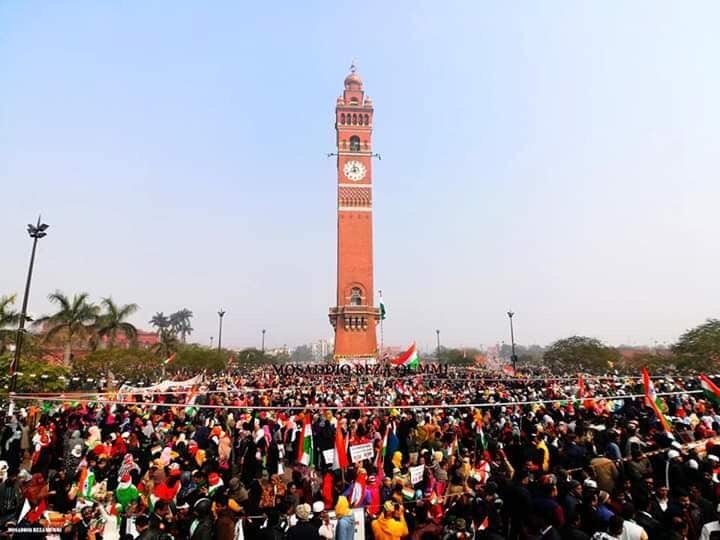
[364,114,369,125]
[350,287,363,306]
[349,136,360,152]
[340,113,345,124]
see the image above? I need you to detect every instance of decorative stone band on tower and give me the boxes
[328,63,380,361]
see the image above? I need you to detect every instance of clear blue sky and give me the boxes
[2,2,719,351]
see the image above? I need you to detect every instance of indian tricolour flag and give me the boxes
[379,291,387,320]
[642,367,671,434]
[392,342,419,368]
[700,374,720,408]
[162,352,177,365]
[297,415,314,466]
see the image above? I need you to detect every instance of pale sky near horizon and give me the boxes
[1,2,719,352]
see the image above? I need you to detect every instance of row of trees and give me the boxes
[0,291,197,366]
[542,319,720,373]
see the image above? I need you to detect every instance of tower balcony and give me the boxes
[329,305,381,331]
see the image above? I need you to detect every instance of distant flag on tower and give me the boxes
[379,291,386,320]
[391,342,419,369]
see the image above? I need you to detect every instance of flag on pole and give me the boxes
[642,367,671,434]
[501,365,515,377]
[335,424,349,470]
[376,425,389,480]
[162,352,177,366]
[379,291,386,320]
[577,374,585,401]
[700,374,720,408]
[297,415,314,466]
[391,342,419,368]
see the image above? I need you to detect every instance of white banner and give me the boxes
[349,442,374,463]
[118,374,204,396]
[410,465,424,485]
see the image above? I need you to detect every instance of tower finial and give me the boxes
[349,59,357,73]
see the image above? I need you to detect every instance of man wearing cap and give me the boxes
[287,503,320,540]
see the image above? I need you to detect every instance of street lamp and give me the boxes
[10,216,49,394]
[261,329,266,354]
[435,329,441,357]
[507,311,518,373]
[217,309,226,351]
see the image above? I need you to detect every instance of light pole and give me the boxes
[217,309,226,351]
[10,216,49,394]
[507,311,518,373]
[435,329,440,357]
[261,329,266,354]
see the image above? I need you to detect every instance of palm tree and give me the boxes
[35,291,99,366]
[149,312,170,335]
[169,309,194,343]
[96,297,139,348]
[0,295,20,355]
[152,329,179,359]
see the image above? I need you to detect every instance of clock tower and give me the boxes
[328,63,380,360]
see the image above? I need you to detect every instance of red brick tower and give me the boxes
[328,63,380,361]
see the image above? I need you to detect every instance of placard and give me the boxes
[349,442,374,463]
[322,448,335,465]
[410,465,424,485]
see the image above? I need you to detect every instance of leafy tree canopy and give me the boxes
[172,345,227,372]
[543,336,620,373]
[672,319,720,368]
[0,354,68,393]
[74,348,161,381]
[437,347,479,366]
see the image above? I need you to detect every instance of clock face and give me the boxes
[343,160,367,182]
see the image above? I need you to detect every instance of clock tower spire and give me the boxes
[329,64,379,361]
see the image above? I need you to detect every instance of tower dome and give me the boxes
[344,61,363,89]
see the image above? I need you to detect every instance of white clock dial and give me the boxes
[343,160,367,181]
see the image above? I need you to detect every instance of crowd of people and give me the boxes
[0,367,718,540]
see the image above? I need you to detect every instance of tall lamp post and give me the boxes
[10,217,49,394]
[261,329,266,354]
[435,329,441,357]
[507,311,518,373]
[217,309,226,351]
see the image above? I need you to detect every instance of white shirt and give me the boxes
[622,520,648,540]
[700,520,720,540]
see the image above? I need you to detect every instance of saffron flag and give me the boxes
[162,352,177,366]
[297,415,314,466]
[642,367,671,434]
[379,291,387,320]
[334,424,349,470]
[700,374,720,408]
[376,425,389,481]
[391,342,419,368]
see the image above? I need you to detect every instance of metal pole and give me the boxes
[217,309,225,351]
[508,311,517,373]
[261,329,266,354]
[435,329,440,357]
[10,216,48,394]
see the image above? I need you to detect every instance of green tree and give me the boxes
[74,348,161,382]
[153,329,179,359]
[149,312,170,335]
[169,309,194,342]
[172,345,227,372]
[672,319,720,369]
[543,336,619,373]
[35,291,99,367]
[96,297,139,348]
[237,347,273,367]
[0,354,69,393]
[0,295,20,355]
[438,348,477,366]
